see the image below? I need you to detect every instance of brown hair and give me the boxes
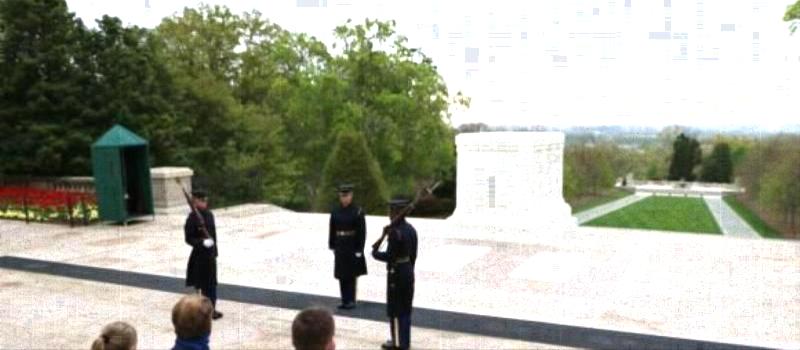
[171,294,213,339]
[292,307,335,350]
[90,321,137,350]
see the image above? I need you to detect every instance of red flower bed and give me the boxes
[0,186,95,208]
[0,186,98,224]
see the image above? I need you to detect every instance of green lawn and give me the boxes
[722,195,782,239]
[570,188,634,214]
[584,196,722,234]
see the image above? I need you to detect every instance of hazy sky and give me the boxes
[66,0,800,130]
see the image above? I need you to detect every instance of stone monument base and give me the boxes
[448,131,577,239]
[150,167,193,215]
[449,204,575,226]
[448,200,577,241]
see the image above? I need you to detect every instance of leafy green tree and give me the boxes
[330,19,459,196]
[562,155,581,200]
[154,5,241,164]
[701,142,733,183]
[564,145,615,196]
[315,130,389,215]
[785,0,800,34]
[0,0,87,175]
[645,164,660,180]
[0,1,179,176]
[78,16,179,166]
[759,152,800,236]
[668,133,701,181]
[736,134,800,237]
[1,3,466,212]
[153,6,296,206]
[629,144,670,181]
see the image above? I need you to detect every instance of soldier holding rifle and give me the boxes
[372,182,438,350]
[183,189,223,320]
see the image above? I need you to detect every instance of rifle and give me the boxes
[177,179,210,240]
[371,180,441,251]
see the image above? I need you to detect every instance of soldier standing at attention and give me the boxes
[373,197,418,350]
[329,184,368,310]
[184,190,223,320]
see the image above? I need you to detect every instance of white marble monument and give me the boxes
[150,167,193,214]
[448,132,576,233]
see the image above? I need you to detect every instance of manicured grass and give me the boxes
[570,188,634,214]
[722,195,782,239]
[584,196,722,234]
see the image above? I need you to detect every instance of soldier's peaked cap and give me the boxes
[191,189,208,199]
[388,197,411,208]
[337,184,354,193]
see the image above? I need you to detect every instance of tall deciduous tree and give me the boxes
[738,135,800,237]
[0,0,86,175]
[562,155,581,200]
[315,130,389,214]
[1,3,466,211]
[758,146,800,237]
[564,145,615,197]
[0,1,178,176]
[701,142,733,183]
[78,16,179,166]
[154,6,296,206]
[785,0,800,34]
[331,19,459,196]
[668,133,702,181]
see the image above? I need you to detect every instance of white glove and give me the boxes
[355,252,362,258]
[202,238,215,248]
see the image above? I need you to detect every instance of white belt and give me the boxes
[336,230,355,237]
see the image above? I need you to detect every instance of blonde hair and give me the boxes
[90,321,137,350]
[172,294,213,339]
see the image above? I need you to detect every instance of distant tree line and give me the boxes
[562,129,798,237]
[666,133,733,183]
[563,142,626,201]
[736,135,800,236]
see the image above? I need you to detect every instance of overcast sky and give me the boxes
[65,0,800,130]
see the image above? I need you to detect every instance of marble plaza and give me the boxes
[1,132,798,349]
[0,206,798,349]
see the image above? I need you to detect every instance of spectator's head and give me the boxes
[172,294,213,339]
[90,321,137,350]
[292,307,335,350]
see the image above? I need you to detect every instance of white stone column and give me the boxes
[448,132,576,234]
[150,167,193,214]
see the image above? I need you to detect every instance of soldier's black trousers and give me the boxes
[339,277,357,304]
[389,314,411,349]
[198,284,217,308]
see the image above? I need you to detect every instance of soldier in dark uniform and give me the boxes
[372,197,418,350]
[328,184,368,310]
[184,190,223,320]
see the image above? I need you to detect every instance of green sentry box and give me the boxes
[91,124,154,224]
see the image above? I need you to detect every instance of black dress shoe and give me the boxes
[212,311,223,320]
[380,341,396,350]
[337,302,356,310]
